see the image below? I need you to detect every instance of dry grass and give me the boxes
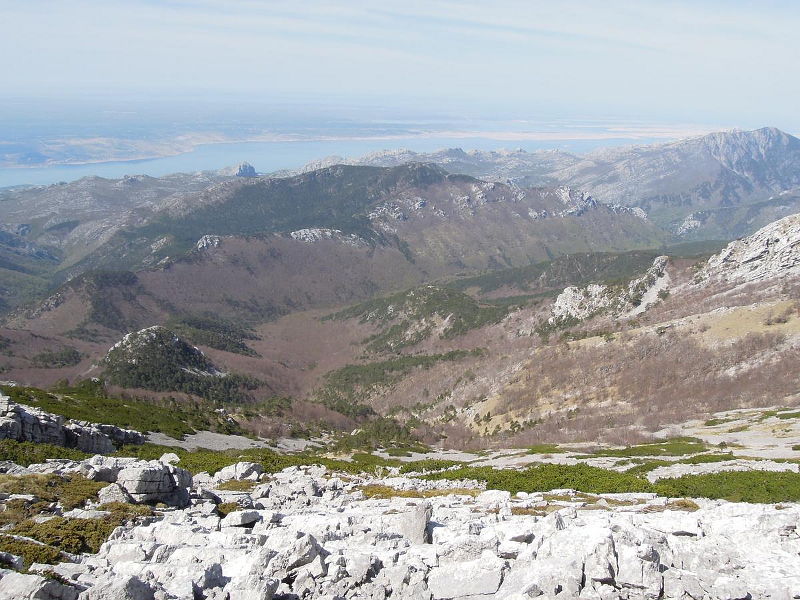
[358,484,481,499]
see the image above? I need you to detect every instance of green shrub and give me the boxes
[425,464,652,495]
[655,471,800,503]
[216,502,240,516]
[9,517,120,555]
[0,474,103,510]
[0,440,89,467]
[0,535,62,569]
[591,437,707,458]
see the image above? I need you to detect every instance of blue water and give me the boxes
[0,135,657,188]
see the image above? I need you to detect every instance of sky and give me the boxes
[1,0,798,128]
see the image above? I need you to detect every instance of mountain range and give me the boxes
[0,127,798,447]
[287,127,800,241]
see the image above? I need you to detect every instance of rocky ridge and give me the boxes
[1,455,799,599]
[0,395,143,454]
[700,212,800,284]
[550,256,669,323]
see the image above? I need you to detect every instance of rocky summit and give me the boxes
[2,454,800,600]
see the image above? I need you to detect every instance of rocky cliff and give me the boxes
[0,395,143,453]
[701,212,800,284]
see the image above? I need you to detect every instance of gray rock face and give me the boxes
[0,570,79,599]
[7,459,800,600]
[116,462,192,507]
[0,395,144,454]
[702,212,800,283]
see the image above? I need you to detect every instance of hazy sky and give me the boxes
[2,0,798,127]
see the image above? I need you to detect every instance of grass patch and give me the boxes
[359,484,480,499]
[704,417,734,427]
[591,437,707,458]
[9,517,120,555]
[216,480,256,492]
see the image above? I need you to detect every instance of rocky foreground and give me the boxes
[2,454,800,599]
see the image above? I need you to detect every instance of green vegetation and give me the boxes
[2,380,244,439]
[425,464,653,494]
[335,418,423,452]
[132,165,429,264]
[0,536,62,569]
[10,516,121,555]
[216,479,256,492]
[654,471,800,503]
[328,286,512,351]
[317,349,483,418]
[0,440,89,467]
[167,314,260,357]
[704,417,734,426]
[216,502,240,516]
[590,437,708,458]
[2,502,153,568]
[359,484,480,499]
[423,462,800,503]
[102,326,260,403]
[30,346,82,368]
[0,474,104,511]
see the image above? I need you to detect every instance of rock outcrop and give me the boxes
[2,459,800,599]
[701,212,800,283]
[0,396,143,454]
[550,256,669,323]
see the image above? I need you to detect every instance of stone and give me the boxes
[97,483,133,505]
[220,510,262,528]
[78,575,155,599]
[427,554,505,599]
[0,571,79,600]
[0,396,143,455]
[213,461,263,483]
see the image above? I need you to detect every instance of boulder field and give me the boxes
[1,455,800,599]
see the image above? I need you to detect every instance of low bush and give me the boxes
[425,464,652,495]
[591,437,708,458]
[0,535,62,569]
[0,440,89,467]
[0,474,104,510]
[216,502,240,516]
[9,516,120,555]
[654,471,800,503]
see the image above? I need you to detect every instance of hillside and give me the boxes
[306,128,800,241]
